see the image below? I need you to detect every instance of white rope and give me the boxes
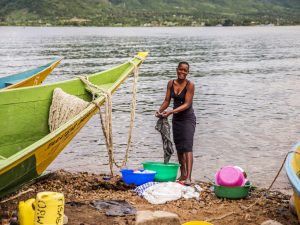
[78,61,139,176]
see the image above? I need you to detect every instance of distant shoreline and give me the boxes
[1,19,299,27]
[1,24,300,27]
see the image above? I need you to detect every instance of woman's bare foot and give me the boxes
[183,179,192,186]
[176,176,187,181]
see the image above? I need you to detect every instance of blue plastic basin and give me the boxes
[121,169,156,186]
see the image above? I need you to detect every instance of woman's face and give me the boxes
[176,64,189,80]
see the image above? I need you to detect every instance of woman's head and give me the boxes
[177,61,189,80]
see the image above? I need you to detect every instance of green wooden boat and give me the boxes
[0,52,148,198]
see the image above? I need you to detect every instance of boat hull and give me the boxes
[285,142,300,221]
[0,52,148,198]
[0,106,96,197]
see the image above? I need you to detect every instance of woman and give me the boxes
[156,61,196,184]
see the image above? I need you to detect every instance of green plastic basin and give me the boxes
[142,162,180,182]
[213,182,251,199]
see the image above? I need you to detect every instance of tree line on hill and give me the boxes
[0,0,299,26]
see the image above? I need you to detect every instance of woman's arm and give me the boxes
[163,81,195,117]
[157,80,172,114]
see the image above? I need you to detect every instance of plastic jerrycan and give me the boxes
[182,222,214,225]
[19,198,36,225]
[34,192,65,225]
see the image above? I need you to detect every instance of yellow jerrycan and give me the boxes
[18,198,36,225]
[34,192,64,225]
[182,222,214,225]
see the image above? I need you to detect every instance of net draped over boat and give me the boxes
[48,88,89,132]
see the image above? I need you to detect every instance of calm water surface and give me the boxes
[1,26,300,189]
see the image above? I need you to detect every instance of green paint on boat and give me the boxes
[0,53,148,198]
[0,155,38,198]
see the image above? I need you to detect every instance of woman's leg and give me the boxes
[185,152,193,182]
[177,152,187,180]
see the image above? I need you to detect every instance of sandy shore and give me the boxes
[0,170,298,225]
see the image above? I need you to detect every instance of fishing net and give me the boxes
[48,88,89,132]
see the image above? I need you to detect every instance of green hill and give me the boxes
[0,0,299,26]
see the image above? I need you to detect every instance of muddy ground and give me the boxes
[0,170,298,225]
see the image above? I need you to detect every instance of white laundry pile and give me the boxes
[137,182,202,204]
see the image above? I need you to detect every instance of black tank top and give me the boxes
[170,80,195,119]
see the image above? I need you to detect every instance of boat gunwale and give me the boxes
[0,54,146,173]
[0,58,126,96]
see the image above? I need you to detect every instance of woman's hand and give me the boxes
[162,111,173,118]
[155,111,163,118]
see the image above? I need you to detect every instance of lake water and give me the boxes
[1,26,300,190]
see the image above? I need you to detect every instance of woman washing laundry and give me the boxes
[156,62,196,185]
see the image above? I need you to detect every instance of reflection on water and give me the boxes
[1,26,300,189]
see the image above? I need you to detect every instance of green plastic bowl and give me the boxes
[142,162,180,182]
[213,182,251,199]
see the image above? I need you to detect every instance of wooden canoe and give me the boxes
[0,58,61,90]
[285,142,300,221]
[0,52,148,198]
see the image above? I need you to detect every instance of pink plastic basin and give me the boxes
[215,166,245,187]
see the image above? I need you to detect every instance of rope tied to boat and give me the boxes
[205,151,300,223]
[239,151,300,211]
[78,60,139,176]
